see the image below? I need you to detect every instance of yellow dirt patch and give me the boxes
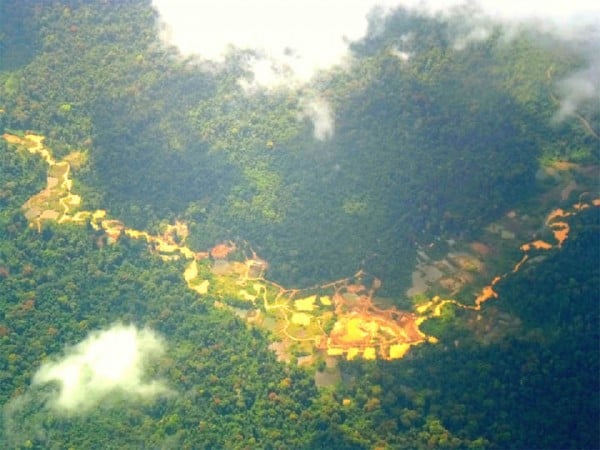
[70,211,91,223]
[475,283,499,307]
[238,290,257,301]
[295,295,317,311]
[550,222,569,246]
[2,133,22,144]
[40,210,60,220]
[319,296,332,306]
[156,241,179,253]
[389,343,411,359]
[520,240,553,251]
[179,247,196,259]
[189,280,210,295]
[291,312,312,326]
[64,194,81,206]
[125,229,149,240]
[163,221,189,242]
[342,318,368,342]
[363,347,377,360]
[62,151,87,169]
[346,347,360,360]
[327,347,344,356]
[89,210,107,229]
[184,261,198,282]
[416,302,432,314]
[47,177,59,189]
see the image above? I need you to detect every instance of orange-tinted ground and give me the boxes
[4,133,599,364]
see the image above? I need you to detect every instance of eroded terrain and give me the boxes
[3,133,598,372]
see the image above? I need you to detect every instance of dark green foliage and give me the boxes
[1,0,598,448]
[90,72,237,228]
[0,138,47,209]
[335,207,599,450]
[1,0,595,295]
[0,0,40,70]
[0,224,321,448]
[499,207,600,330]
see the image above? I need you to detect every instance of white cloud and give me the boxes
[152,0,600,120]
[300,97,335,141]
[32,324,170,413]
[153,0,404,86]
[390,47,411,61]
[153,0,599,71]
[554,64,600,122]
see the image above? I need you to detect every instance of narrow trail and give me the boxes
[416,194,599,319]
[3,132,599,364]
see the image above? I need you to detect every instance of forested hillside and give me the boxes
[1,0,598,448]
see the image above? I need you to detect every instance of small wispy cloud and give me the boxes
[554,64,600,122]
[2,324,171,446]
[32,323,170,413]
[299,97,335,141]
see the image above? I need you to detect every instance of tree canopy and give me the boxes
[1,1,598,448]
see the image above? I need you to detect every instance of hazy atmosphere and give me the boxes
[0,0,598,448]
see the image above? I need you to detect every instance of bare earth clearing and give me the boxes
[3,133,598,371]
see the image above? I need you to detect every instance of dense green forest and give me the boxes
[1,0,598,448]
